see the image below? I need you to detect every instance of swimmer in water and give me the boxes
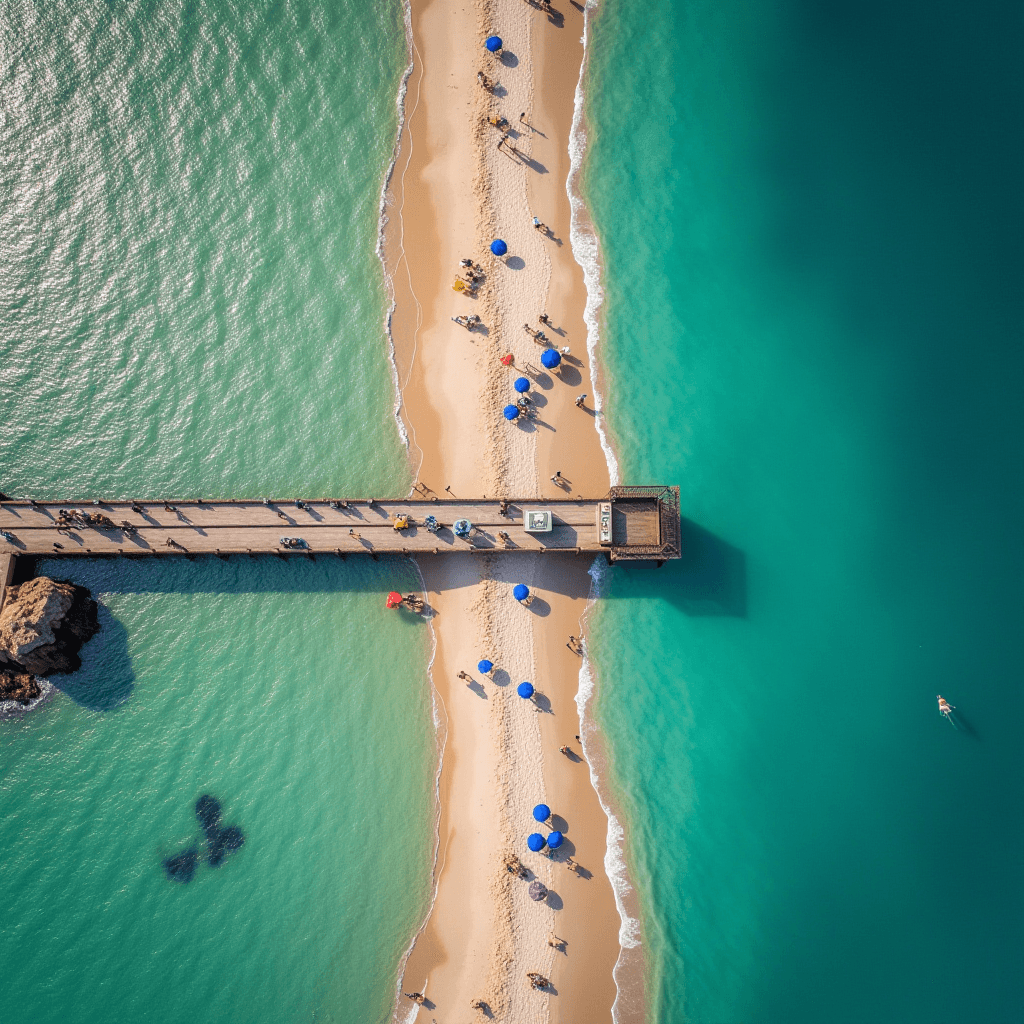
[937,695,955,718]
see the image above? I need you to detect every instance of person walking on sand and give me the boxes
[458,670,470,681]
[575,393,587,408]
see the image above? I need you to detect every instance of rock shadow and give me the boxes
[49,600,134,711]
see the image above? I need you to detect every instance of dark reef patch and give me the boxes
[164,847,199,883]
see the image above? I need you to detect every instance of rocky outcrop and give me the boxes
[0,576,100,677]
[0,670,43,705]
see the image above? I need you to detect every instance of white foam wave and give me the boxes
[376,0,415,457]
[567,0,619,486]
[391,556,447,1022]
[577,557,642,1024]
[0,678,57,718]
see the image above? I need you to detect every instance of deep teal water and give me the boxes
[0,3,435,1023]
[584,1,1024,1022]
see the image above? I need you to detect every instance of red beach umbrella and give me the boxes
[500,354,514,367]
[386,591,403,609]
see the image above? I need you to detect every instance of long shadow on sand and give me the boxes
[30,515,746,619]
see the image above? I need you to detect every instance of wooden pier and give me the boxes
[0,486,681,565]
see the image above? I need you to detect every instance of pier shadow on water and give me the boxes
[606,518,747,617]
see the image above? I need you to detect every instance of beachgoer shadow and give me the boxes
[544,889,564,910]
[951,711,980,739]
[558,365,582,386]
[471,323,490,337]
[547,9,565,28]
[506,255,526,270]
[304,507,324,521]
[499,50,519,67]
[532,692,554,714]
[561,748,583,764]
[468,680,488,698]
[49,602,134,711]
[521,157,548,174]
[492,668,511,687]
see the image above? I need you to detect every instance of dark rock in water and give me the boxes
[0,670,43,705]
[195,795,221,835]
[208,825,245,867]
[0,577,100,676]
[165,847,199,883]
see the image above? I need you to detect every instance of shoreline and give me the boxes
[380,0,642,1020]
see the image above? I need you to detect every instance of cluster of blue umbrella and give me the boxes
[504,375,531,422]
[528,802,563,852]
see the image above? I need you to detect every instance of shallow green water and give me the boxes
[584,1,1024,1021]
[1,4,436,1023]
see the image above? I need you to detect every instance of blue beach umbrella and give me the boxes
[527,833,545,852]
[485,35,503,52]
[503,404,520,421]
[540,348,561,369]
[490,238,508,256]
[513,377,530,393]
[513,584,530,602]
[478,659,494,674]
[517,681,535,699]
[546,831,564,849]
[533,804,551,822]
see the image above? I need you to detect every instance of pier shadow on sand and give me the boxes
[30,519,746,619]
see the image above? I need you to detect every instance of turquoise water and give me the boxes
[0,3,436,1023]
[584,1,1024,1022]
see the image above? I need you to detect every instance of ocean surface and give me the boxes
[583,1,1024,1022]
[0,3,437,1023]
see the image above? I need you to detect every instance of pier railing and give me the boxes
[0,490,682,564]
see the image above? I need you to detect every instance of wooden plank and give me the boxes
[0,494,681,560]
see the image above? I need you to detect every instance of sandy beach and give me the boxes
[383,0,632,1020]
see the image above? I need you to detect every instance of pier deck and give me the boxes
[0,487,680,563]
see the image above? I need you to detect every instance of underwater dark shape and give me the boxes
[195,795,222,836]
[208,825,245,867]
[164,847,199,883]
